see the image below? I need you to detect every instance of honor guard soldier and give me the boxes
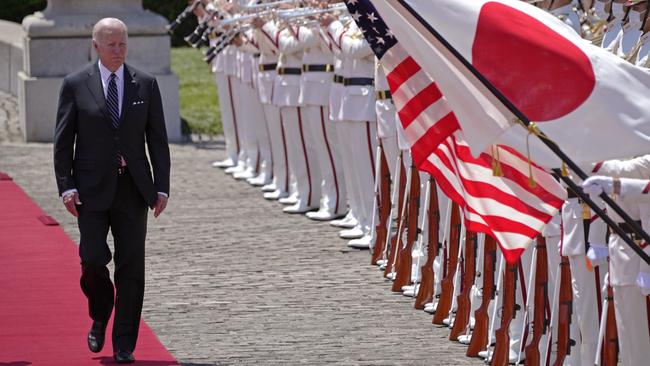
[583,156,650,366]
[253,16,291,200]
[256,14,323,214]
[547,0,583,34]
[204,3,240,169]
[329,17,378,248]
[614,0,645,58]
[298,19,348,221]
[601,0,627,51]
[244,30,274,188]
[232,32,263,182]
[325,15,362,232]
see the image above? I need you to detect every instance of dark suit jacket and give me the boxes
[54,62,171,211]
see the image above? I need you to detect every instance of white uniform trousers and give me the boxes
[339,120,378,234]
[611,231,650,366]
[613,284,650,366]
[335,121,361,225]
[263,103,289,195]
[215,73,239,164]
[567,254,605,366]
[246,85,272,183]
[235,81,258,174]
[302,105,347,215]
[280,106,321,209]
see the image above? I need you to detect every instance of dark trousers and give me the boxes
[77,170,148,352]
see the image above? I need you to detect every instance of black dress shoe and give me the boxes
[114,350,135,364]
[87,321,106,353]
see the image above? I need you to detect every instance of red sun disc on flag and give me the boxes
[472,2,595,122]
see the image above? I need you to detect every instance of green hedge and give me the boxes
[0,0,196,47]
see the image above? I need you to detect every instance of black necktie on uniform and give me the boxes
[106,73,125,167]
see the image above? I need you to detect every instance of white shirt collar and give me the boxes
[98,60,124,83]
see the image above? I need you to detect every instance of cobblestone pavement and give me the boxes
[0,118,482,364]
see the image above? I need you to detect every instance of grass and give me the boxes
[171,47,222,136]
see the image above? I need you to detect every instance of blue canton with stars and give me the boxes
[344,0,397,59]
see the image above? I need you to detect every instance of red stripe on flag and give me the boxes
[432,148,553,222]
[386,56,420,91]
[397,82,443,127]
[410,112,459,167]
[453,144,564,204]
[644,181,650,194]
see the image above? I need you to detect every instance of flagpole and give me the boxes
[395,0,650,265]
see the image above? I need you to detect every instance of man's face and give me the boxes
[93,29,127,72]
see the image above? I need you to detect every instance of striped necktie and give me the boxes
[106,73,120,129]
[106,73,126,167]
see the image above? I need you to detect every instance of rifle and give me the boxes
[384,159,407,278]
[415,177,440,309]
[371,144,392,265]
[491,260,519,366]
[602,283,619,365]
[166,1,203,34]
[450,231,477,340]
[392,165,421,291]
[467,235,497,356]
[553,256,575,366]
[432,202,461,325]
[524,237,549,366]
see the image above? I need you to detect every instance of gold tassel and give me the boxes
[526,123,537,188]
[561,162,569,177]
[491,145,503,177]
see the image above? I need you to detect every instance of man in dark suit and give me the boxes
[53,17,171,364]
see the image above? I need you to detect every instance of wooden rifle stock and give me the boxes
[602,283,618,365]
[491,261,518,366]
[371,147,392,265]
[392,165,421,291]
[553,256,575,366]
[384,163,407,278]
[432,203,461,325]
[524,237,549,366]
[467,235,497,356]
[450,231,477,340]
[415,177,440,309]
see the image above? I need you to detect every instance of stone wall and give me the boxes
[0,20,24,96]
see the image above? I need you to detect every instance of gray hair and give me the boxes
[92,18,128,43]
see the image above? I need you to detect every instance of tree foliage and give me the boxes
[0,0,196,46]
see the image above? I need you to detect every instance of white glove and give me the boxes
[581,176,613,197]
[636,271,650,296]
[586,243,609,267]
[582,176,650,199]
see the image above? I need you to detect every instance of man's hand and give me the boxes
[62,191,82,217]
[153,193,168,218]
[320,13,336,27]
[251,17,266,29]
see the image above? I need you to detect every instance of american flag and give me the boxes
[345,0,566,262]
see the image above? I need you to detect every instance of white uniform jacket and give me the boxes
[326,20,346,122]
[299,25,334,107]
[592,156,650,284]
[254,21,280,104]
[338,21,376,122]
[257,21,305,107]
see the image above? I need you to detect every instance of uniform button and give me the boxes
[114,136,119,142]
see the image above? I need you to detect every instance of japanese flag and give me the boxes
[371,0,650,167]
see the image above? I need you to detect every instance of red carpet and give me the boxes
[0,175,179,365]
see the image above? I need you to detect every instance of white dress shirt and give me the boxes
[98,60,124,117]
